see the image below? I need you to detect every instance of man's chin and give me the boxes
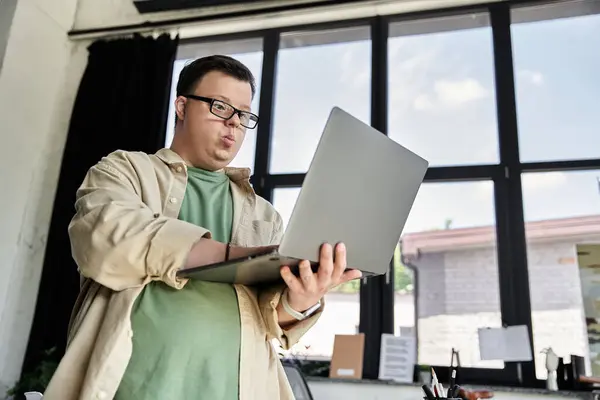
[215,150,238,165]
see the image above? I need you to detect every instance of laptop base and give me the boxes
[177,251,374,286]
[178,252,316,285]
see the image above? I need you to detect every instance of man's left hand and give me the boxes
[280,242,362,312]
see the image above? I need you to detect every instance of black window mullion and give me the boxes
[252,30,280,202]
[521,158,600,172]
[424,164,503,182]
[359,15,392,381]
[490,2,536,386]
[266,174,305,187]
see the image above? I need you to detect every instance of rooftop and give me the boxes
[401,214,600,257]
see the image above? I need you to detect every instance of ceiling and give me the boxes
[132,0,343,14]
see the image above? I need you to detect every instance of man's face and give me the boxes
[174,70,253,171]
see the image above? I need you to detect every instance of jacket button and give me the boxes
[169,197,177,204]
[153,213,160,218]
[175,166,183,173]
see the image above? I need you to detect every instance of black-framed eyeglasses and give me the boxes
[183,95,259,129]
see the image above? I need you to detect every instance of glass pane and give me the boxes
[399,181,503,368]
[388,13,499,167]
[270,27,371,174]
[522,170,600,379]
[165,38,263,170]
[273,187,360,358]
[512,7,600,162]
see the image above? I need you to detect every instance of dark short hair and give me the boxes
[176,54,256,98]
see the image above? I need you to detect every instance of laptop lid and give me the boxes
[278,107,428,275]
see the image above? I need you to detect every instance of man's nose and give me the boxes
[226,112,241,128]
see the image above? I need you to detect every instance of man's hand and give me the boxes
[280,242,362,313]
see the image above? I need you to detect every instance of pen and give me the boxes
[431,367,438,388]
[431,367,443,397]
[421,384,435,400]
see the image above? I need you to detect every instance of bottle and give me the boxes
[542,347,559,391]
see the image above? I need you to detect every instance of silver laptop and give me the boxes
[177,107,428,285]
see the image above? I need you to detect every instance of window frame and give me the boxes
[169,0,600,389]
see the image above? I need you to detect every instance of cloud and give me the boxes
[434,78,488,106]
[388,45,440,111]
[411,78,489,111]
[413,94,434,111]
[339,47,370,89]
[518,69,545,86]
[389,38,489,112]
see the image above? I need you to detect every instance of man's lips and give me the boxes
[221,135,235,148]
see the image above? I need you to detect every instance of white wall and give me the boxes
[307,380,581,400]
[0,0,88,393]
[0,0,18,74]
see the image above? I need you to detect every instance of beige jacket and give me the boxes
[44,148,322,400]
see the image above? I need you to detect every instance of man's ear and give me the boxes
[175,97,186,122]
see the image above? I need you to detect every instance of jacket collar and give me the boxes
[155,148,251,183]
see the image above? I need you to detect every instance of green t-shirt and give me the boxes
[115,167,241,400]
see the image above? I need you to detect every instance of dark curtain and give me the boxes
[21,33,179,378]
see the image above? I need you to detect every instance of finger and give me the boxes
[331,242,347,284]
[317,243,334,286]
[339,269,362,283]
[298,260,316,293]
[280,266,304,293]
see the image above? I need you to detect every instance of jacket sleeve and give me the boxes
[258,210,324,349]
[68,151,211,291]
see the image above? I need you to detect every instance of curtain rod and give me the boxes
[67,0,371,40]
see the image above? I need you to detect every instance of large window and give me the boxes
[512,6,600,163]
[268,27,371,360]
[161,0,600,388]
[400,181,503,369]
[165,38,264,170]
[270,27,371,173]
[388,13,498,167]
[389,12,504,371]
[521,170,600,379]
[512,1,600,380]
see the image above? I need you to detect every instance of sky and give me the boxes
[164,11,600,237]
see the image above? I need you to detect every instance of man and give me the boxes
[44,55,361,400]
